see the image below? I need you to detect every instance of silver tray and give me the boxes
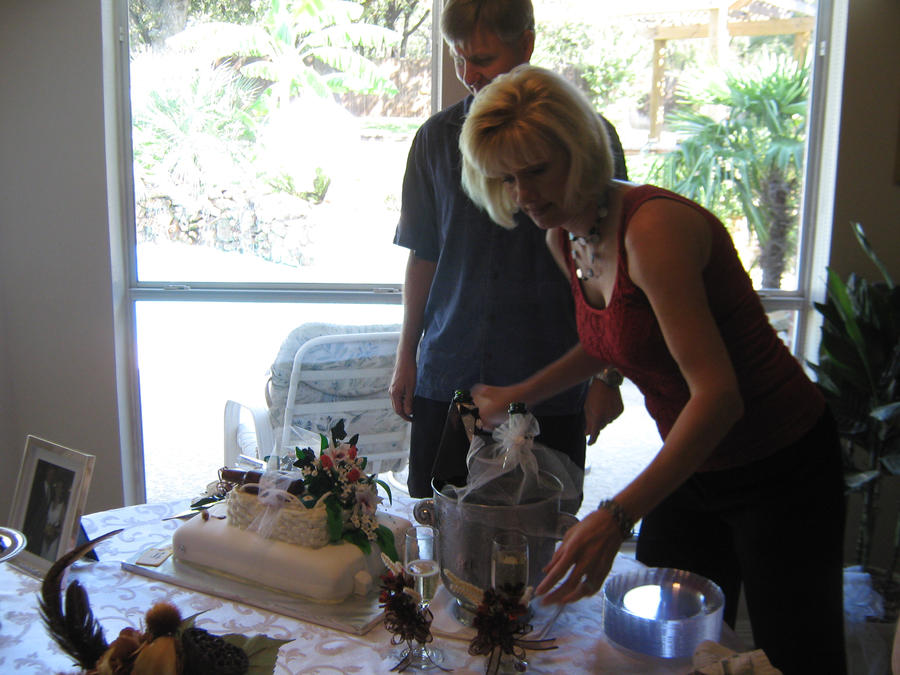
[0,527,27,564]
[122,543,384,635]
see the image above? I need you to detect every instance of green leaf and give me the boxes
[870,401,900,425]
[882,453,900,476]
[844,469,880,491]
[826,267,874,387]
[325,495,343,542]
[376,524,399,562]
[331,419,347,446]
[190,495,223,510]
[178,611,206,631]
[376,477,393,504]
[852,222,894,288]
[222,633,293,675]
[342,528,372,555]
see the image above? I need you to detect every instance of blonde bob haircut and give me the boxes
[460,65,613,229]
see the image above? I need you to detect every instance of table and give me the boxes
[0,494,735,674]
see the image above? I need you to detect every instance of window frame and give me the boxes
[113,0,839,502]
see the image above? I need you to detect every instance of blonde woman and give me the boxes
[460,65,845,675]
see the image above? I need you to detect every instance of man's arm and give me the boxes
[389,251,437,421]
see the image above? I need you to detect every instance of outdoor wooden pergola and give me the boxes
[612,0,816,139]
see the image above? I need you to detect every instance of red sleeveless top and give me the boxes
[561,185,824,471]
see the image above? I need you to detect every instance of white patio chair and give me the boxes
[224,323,409,480]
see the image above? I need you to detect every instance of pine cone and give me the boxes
[180,627,249,675]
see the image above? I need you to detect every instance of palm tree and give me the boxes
[167,0,400,107]
[651,54,809,289]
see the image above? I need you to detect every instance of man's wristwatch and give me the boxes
[594,367,623,388]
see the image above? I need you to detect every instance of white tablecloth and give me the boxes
[0,494,730,674]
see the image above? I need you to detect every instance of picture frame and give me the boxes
[8,435,95,577]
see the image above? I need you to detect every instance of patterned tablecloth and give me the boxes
[0,493,727,674]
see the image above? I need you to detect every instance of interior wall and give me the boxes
[0,278,13,517]
[830,0,900,571]
[0,0,897,520]
[0,0,125,519]
[829,0,900,279]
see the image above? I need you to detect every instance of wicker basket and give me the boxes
[226,484,330,549]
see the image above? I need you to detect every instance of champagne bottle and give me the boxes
[429,389,486,489]
[507,402,527,415]
[219,468,305,496]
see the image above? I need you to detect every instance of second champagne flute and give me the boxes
[404,525,444,669]
[491,531,529,590]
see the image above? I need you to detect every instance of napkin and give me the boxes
[691,640,782,674]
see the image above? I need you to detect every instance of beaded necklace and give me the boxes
[568,187,612,280]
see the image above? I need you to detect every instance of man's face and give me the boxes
[449,25,534,95]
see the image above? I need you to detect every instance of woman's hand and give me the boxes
[534,508,624,604]
[584,378,624,444]
[470,384,518,429]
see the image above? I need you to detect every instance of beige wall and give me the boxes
[0,0,127,519]
[829,0,900,280]
[0,0,898,526]
[830,0,900,570]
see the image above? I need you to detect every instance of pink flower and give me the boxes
[355,485,381,514]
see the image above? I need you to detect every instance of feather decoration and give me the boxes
[38,528,123,669]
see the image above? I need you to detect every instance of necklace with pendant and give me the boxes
[568,189,611,280]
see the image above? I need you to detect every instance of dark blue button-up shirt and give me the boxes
[394,96,627,414]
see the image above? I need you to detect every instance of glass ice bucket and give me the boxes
[413,472,577,624]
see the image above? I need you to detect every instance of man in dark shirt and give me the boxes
[390,0,628,497]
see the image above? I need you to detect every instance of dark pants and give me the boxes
[636,409,847,675]
[407,395,587,500]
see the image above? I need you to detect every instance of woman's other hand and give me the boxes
[534,508,625,604]
[584,378,624,444]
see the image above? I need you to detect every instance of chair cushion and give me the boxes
[266,321,401,429]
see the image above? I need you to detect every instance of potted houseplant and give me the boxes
[809,222,900,622]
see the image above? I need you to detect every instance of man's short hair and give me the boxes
[441,0,535,46]
[459,65,614,229]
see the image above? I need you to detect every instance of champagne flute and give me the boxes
[491,531,530,673]
[491,531,529,590]
[404,525,444,669]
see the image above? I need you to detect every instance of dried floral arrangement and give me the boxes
[379,554,449,673]
[39,530,289,674]
[445,570,557,675]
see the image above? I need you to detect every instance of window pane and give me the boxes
[128,0,432,284]
[532,1,818,291]
[137,301,403,502]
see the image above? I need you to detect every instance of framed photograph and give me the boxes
[8,435,95,576]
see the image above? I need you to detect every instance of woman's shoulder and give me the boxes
[620,185,714,273]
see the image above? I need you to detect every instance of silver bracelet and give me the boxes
[598,498,635,540]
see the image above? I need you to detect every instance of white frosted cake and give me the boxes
[173,426,410,604]
[173,503,410,603]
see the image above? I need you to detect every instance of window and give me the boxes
[122,0,833,502]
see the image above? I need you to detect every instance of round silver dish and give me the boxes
[0,527,27,564]
[602,567,724,659]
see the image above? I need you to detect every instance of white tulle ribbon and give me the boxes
[249,470,302,539]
